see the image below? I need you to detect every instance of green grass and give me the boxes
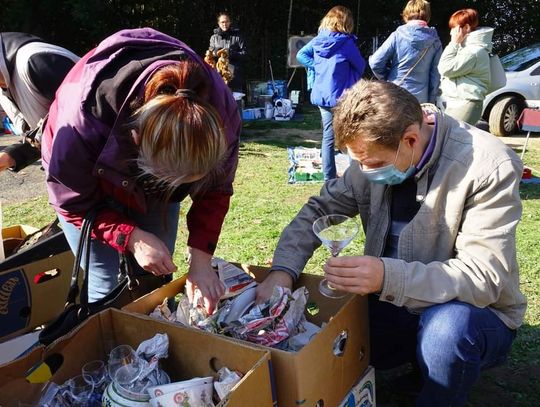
[3,108,539,406]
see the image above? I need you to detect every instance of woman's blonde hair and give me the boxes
[134,61,227,195]
[402,0,431,23]
[319,6,354,34]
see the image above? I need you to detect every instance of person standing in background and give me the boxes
[438,8,493,125]
[0,32,79,172]
[296,5,366,181]
[369,0,442,104]
[209,12,247,93]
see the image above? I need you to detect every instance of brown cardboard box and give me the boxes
[124,264,370,407]
[0,308,275,406]
[0,226,74,341]
[2,225,39,256]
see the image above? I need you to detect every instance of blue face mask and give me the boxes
[360,141,416,185]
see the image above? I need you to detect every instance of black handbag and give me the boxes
[38,209,166,346]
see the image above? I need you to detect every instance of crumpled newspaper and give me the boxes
[147,258,322,350]
[129,333,171,393]
[214,367,243,400]
[212,258,257,299]
[222,286,309,347]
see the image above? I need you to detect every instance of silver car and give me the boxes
[483,43,540,136]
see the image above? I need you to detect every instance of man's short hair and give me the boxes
[333,80,423,150]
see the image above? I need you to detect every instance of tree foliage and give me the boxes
[0,0,538,81]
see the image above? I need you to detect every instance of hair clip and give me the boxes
[174,88,197,99]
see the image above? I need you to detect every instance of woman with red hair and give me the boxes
[42,28,240,313]
[438,8,493,125]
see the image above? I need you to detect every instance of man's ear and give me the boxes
[402,124,420,148]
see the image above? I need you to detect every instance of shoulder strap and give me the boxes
[65,208,99,305]
[397,47,430,86]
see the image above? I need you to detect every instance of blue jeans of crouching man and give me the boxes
[369,295,516,406]
[318,106,337,180]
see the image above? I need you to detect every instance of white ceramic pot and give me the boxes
[102,381,151,407]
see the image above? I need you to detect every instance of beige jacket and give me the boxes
[271,107,526,330]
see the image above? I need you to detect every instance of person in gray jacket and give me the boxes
[256,80,526,406]
[369,0,442,104]
[209,12,247,92]
[0,32,79,172]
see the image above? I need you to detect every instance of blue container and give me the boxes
[267,80,287,99]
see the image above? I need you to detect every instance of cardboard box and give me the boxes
[0,226,74,341]
[339,365,376,407]
[2,225,39,256]
[0,308,275,406]
[124,264,370,407]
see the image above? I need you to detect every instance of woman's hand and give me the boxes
[450,26,467,45]
[127,227,177,276]
[323,255,384,296]
[255,270,293,304]
[186,247,225,314]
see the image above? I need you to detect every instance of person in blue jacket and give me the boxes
[369,0,442,104]
[297,5,365,180]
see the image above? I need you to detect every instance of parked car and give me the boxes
[483,43,540,136]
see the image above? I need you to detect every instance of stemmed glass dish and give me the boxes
[312,214,359,299]
[107,345,142,386]
[82,360,108,389]
[66,374,94,406]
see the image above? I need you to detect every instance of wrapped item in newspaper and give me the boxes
[212,257,257,299]
[149,297,174,322]
[226,286,309,347]
[214,367,243,400]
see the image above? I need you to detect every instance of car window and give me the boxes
[531,65,540,76]
[501,44,540,72]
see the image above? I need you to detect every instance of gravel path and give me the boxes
[0,133,47,204]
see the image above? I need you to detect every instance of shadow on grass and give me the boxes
[241,134,319,150]
[520,183,540,200]
[374,323,540,407]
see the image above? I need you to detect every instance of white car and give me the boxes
[483,43,540,136]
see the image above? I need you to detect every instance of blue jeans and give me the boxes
[319,106,337,180]
[369,296,516,406]
[58,200,180,302]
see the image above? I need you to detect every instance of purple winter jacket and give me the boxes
[42,28,241,254]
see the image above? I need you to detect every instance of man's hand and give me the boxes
[255,270,293,304]
[0,152,15,171]
[186,247,225,314]
[323,255,384,296]
[127,227,177,276]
